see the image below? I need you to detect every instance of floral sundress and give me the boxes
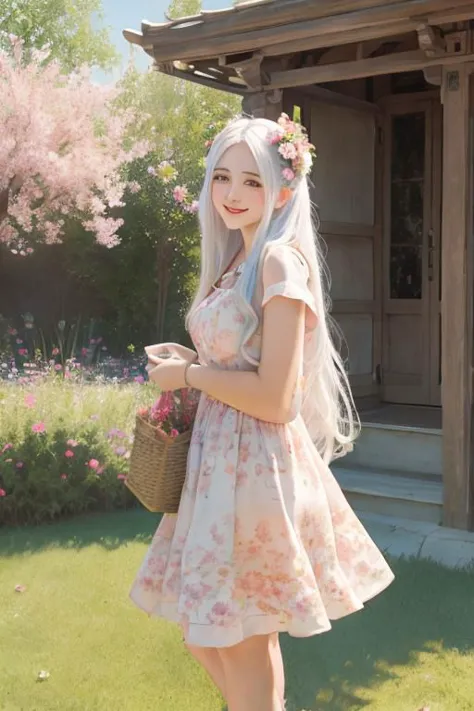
[129,245,395,648]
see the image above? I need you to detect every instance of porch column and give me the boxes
[242,89,283,121]
[441,64,474,530]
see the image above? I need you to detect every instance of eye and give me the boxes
[213,174,229,182]
[245,179,262,188]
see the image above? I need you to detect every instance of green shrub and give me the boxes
[0,379,158,526]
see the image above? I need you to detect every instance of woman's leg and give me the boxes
[269,633,285,709]
[185,643,227,700]
[218,634,282,711]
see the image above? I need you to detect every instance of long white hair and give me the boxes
[186,115,359,463]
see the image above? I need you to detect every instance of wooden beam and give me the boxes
[144,1,424,42]
[441,63,474,530]
[286,85,380,115]
[423,66,442,84]
[242,89,283,120]
[155,63,247,95]
[417,23,446,56]
[260,5,474,56]
[145,0,474,45]
[268,49,474,88]
[138,1,474,64]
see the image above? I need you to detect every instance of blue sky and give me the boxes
[93,0,229,82]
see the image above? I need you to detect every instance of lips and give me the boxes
[224,206,248,215]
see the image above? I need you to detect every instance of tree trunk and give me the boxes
[0,188,9,223]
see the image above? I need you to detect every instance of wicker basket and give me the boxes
[126,414,192,514]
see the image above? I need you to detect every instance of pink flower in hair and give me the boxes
[278,142,297,161]
[282,168,295,183]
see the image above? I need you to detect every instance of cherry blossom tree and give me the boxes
[0,36,149,253]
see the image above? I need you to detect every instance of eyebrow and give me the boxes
[214,167,261,178]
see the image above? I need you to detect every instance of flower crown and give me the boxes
[203,113,316,186]
[268,113,316,186]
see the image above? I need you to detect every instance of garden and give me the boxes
[3,2,474,711]
[0,0,238,526]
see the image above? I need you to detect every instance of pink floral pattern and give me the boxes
[129,251,394,648]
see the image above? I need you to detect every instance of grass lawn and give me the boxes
[2,509,474,711]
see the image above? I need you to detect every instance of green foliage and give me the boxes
[167,0,202,18]
[0,0,120,71]
[0,379,159,526]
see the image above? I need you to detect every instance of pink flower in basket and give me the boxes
[138,388,200,436]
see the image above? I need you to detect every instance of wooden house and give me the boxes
[124,0,474,531]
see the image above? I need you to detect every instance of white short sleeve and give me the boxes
[261,246,318,332]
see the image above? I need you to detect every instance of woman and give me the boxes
[130,114,394,711]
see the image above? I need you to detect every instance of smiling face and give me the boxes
[211,142,266,241]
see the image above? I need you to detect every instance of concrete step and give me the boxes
[344,420,442,477]
[333,466,443,525]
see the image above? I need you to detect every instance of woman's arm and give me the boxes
[186,251,307,424]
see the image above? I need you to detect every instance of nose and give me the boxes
[225,182,241,204]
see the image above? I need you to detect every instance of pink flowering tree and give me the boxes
[0,36,149,253]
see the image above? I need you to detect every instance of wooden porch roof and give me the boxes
[123,0,474,93]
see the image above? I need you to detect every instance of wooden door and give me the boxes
[381,97,442,405]
[302,94,381,402]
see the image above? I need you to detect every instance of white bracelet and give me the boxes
[184,359,198,387]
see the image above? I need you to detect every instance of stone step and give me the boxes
[333,466,443,525]
[344,420,442,477]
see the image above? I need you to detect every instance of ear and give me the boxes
[275,186,292,209]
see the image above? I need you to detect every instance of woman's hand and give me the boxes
[146,354,189,391]
[144,342,198,391]
[145,342,197,363]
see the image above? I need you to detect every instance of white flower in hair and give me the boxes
[302,150,313,173]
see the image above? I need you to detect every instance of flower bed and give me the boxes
[0,377,158,527]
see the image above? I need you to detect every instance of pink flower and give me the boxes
[88,459,99,469]
[32,422,46,434]
[60,473,68,480]
[134,375,145,384]
[66,439,78,447]
[51,347,60,356]
[81,347,88,356]
[18,348,28,356]
[170,429,179,438]
[7,327,17,336]
[282,167,295,182]
[0,489,6,497]
[268,130,284,145]
[115,446,127,456]
[24,393,36,408]
[117,474,127,480]
[173,185,188,203]
[15,461,24,469]
[1,443,13,453]
[54,363,62,371]
[278,142,297,160]
[65,449,74,458]
[16,338,23,344]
